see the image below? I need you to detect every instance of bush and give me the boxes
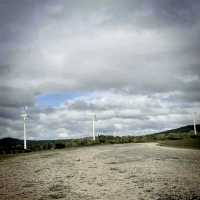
[167,136,182,140]
[190,135,198,139]
[55,143,66,149]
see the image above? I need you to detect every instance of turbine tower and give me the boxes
[193,112,197,136]
[21,107,28,149]
[92,114,96,141]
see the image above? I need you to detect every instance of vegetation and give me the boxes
[159,136,200,149]
[0,124,199,154]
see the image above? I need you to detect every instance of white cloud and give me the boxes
[2,91,196,140]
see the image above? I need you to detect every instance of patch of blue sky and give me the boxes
[36,91,87,107]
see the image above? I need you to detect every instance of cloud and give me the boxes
[1,91,197,140]
[0,0,200,139]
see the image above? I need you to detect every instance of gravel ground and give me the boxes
[0,143,200,200]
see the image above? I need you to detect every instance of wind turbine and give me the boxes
[113,131,116,137]
[21,106,29,149]
[92,114,96,141]
[193,112,197,136]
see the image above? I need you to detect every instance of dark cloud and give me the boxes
[0,86,34,108]
[0,106,20,120]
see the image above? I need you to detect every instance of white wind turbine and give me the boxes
[21,106,29,150]
[92,114,96,141]
[193,112,197,136]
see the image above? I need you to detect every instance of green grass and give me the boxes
[158,137,200,149]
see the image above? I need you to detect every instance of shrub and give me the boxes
[55,143,66,149]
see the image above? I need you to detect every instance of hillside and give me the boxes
[154,124,200,135]
[149,124,200,149]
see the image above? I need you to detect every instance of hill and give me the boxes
[154,124,200,135]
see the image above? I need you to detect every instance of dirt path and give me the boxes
[0,143,200,200]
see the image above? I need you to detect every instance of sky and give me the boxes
[0,0,200,140]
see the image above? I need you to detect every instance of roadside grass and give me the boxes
[158,137,200,149]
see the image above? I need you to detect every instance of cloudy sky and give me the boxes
[0,0,200,140]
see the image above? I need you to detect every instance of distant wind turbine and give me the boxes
[193,112,197,136]
[92,114,96,141]
[21,106,29,149]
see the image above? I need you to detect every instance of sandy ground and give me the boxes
[0,143,200,200]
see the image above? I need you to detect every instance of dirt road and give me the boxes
[0,143,200,200]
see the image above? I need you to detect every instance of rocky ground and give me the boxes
[0,143,200,200]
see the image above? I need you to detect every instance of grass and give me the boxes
[158,137,200,149]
